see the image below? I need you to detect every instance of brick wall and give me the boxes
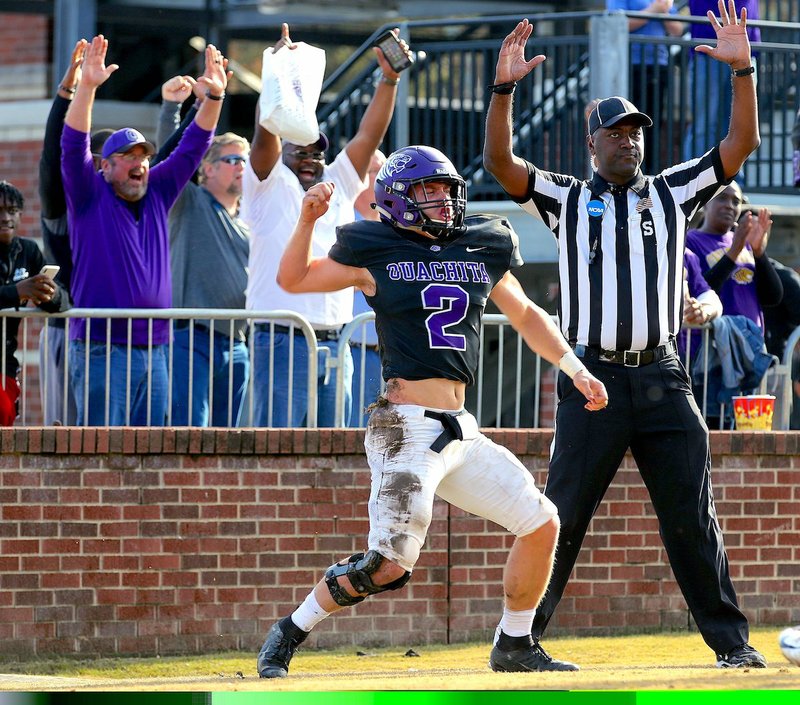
[0,14,49,68]
[1,428,798,658]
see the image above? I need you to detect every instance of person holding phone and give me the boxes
[0,181,69,425]
[242,24,412,428]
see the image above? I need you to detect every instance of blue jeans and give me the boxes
[171,326,249,427]
[252,329,352,427]
[348,344,382,427]
[683,54,731,162]
[38,324,77,426]
[69,340,168,426]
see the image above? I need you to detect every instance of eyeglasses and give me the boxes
[214,155,247,165]
[289,150,325,161]
[113,152,151,163]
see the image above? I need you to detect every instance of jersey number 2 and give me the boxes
[421,284,468,350]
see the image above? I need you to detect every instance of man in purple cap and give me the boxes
[61,34,227,426]
[242,23,412,428]
[484,2,766,669]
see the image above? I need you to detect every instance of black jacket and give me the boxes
[0,238,69,377]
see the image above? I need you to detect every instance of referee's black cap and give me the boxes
[588,96,652,135]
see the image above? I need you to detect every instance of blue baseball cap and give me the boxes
[101,128,156,160]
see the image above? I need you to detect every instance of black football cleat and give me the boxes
[257,617,309,678]
[490,634,579,672]
[716,643,767,669]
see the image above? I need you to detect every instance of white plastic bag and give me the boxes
[258,42,326,146]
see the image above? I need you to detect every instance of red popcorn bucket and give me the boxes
[732,395,775,430]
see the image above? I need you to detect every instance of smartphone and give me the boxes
[39,265,60,279]
[372,30,413,74]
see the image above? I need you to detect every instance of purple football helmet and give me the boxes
[374,145,466,238]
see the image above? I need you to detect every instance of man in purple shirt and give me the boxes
[62,35,227,425]
[684,0,761,160]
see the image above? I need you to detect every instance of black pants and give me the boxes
[531,353,749,655]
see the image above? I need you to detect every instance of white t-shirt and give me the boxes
[241,149,366,327]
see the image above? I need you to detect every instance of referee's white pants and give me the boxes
[364,402,557,573]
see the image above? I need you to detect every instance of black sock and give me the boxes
[279,615,310,642]
[496,630,533,651]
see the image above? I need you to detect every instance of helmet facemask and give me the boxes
[396,176,466,239]
[374,146,467,240]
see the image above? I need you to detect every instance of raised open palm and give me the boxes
[695,0,752,68]
[494,19,546,84]
[81,35,118,88]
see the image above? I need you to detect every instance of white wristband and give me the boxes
[559,350,586,379]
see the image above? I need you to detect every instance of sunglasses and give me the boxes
[214,155,247,165]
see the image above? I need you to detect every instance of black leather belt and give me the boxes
[254,322,342,342]
[573,339,677,367]
[424,410,465,453]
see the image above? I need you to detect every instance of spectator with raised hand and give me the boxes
[38,38,113,426]
[156,74,251,427]
[0,181,69,425]
[61,35,227,426]
[242,23,410,428]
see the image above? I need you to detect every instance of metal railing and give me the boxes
[5,308,319,428]
[315,11,800,198]
[3,307,795,429]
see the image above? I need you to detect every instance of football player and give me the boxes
[257,146,608,677]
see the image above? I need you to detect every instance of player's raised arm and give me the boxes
[276,182,373,294]
[490,272,608,411]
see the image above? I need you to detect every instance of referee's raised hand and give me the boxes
[494,18,546,85]
[695,0,752,71]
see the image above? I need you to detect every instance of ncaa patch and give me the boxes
[587,200,605,218]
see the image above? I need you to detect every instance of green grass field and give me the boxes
[0,627,798,691]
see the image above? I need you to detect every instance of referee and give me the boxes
[484,2,766,669]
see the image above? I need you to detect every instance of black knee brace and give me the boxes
[324,550,411,607]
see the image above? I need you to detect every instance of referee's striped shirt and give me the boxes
[516,148,729,352]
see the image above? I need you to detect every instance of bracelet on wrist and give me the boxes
[488,81,516,95]
[58,84,76,95]
[381,75,400,86]
[732,64,755,78]
[559,350,586,380]
[205,89,225,101]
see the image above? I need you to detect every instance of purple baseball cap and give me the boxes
[101,128,156,160]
